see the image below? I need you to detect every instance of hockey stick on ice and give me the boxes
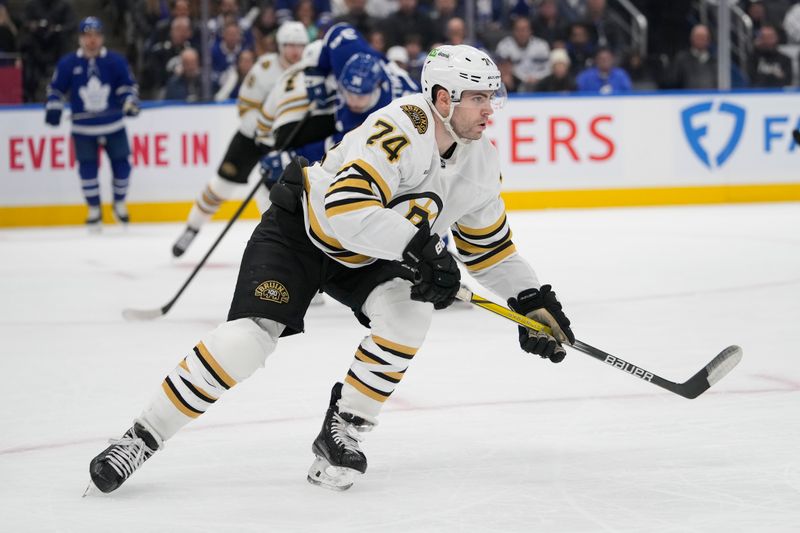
[121,110,313,321]
[456,287,742,399]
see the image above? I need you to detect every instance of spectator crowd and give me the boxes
[3,0,800,103]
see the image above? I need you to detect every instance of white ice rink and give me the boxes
[1,203,799,532]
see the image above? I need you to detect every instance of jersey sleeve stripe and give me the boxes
[325,184,375,198]
[276,102,311,121]
[342,159,392,204]
[302,168,375,265]
[325,198,382,217]
[463,241,517,272]
[237,95,262,107]
[455,213,508,239]
[452,228,512,253]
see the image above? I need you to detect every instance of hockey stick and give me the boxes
[456,287,742,399]
[122,111,312,321]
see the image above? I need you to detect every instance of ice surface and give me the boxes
[1,203,799,532]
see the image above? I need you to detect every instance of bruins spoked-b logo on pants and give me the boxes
[254,280,290,304]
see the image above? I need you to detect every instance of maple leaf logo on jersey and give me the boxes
[400,104,428,134]
[79,76,110,113]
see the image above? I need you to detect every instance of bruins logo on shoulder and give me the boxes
[254,280,290,304]
[400,104,428,135]
[261,59,271,70]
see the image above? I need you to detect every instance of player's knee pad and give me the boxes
[362,278,432,348]
[78,160,99,181]
[199,317,284,383]
[110,158,131,180]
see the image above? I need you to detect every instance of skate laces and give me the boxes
[105,433,154,480]
[331,412,363,452]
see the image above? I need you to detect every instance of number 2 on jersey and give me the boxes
[366,119,409,163]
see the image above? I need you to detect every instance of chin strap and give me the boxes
[426,99,473,145]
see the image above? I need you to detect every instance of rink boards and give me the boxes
[1,90,800,227]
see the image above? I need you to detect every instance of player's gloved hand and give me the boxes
[260,151,293,188]
[45,108,62,127]
[508,285,575,363]
[402,221,461,309]
[304,67,330,108]
[123,97,141,117]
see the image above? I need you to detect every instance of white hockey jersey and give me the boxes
[302,93,539,301]
[236,52,287,138]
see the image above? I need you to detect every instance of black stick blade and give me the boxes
[679,345,743,399]
[793,129,800,146]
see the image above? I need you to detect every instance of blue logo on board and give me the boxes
[681,101,746,169]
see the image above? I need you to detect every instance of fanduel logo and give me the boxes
[681,101,746,169]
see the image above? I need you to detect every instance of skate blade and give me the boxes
[82,479,98,498]
[306,456,360,491]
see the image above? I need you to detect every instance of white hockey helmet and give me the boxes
[276,21,310,47]
[421,45,506,144]
[421,45,505,108]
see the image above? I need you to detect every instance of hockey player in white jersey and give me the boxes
[86,45,574,495]
[171,21,308,257]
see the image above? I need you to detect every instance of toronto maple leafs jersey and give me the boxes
[236,52,288,138]
[312,23,419,134]
[302,93,539,302]
[47,47,138,136]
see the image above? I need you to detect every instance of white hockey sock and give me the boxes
[340,334,420,424]
[139,318,283,441]
[186,175,239,229]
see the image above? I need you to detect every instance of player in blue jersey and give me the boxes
[45,17,140,230]
[259,23,419,180]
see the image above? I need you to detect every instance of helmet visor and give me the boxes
[454,84,508,111]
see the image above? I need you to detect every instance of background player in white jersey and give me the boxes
[256,23,419,185]
[86,45,574,495]
[171,21,308,258]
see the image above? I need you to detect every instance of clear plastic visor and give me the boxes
[454,83,508,111]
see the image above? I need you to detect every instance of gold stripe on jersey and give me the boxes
[237,95,261,108]
[372,335,418,359]
[325,198,382,218]
[161,379,202,418]
[326,177,376,196]
[455,213,507,239]
[194,342,237,389]
[345,373,391,402]
[275,102,310,122]
[463,240,518,272]
[302,169,373,265]
[275,94,306,112]
[339,159,392,204]
[452,228,512,254]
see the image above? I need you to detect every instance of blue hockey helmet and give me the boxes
[80,17,104,34]
[338,53,382,95]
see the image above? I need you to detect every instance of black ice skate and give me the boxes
[307,382,371,491]
[172,226,199,257]
[86,422,160,495]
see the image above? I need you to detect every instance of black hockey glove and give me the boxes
[402,222,461,309]
[508,285,575,363]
